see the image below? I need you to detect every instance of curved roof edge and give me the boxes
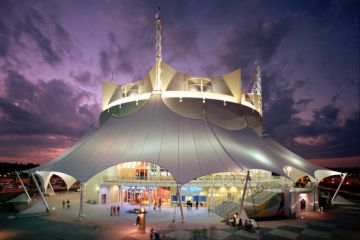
[101,61,263,116]
[23,94,336,185]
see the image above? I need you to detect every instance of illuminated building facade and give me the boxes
[26,9,341,220]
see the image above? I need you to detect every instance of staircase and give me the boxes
[245,191,277,205]
[214,200,241,219]
[214,191,279,219]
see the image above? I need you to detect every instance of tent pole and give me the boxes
[177,184,184,223]
[238,170,250,220]
[331,173,347,205]
[120,184,123,207]
[211,174,214,215]
[148,187,152,210]
[31,171,49,212]
[313,182,318,211]
[79,182,85,220]
[148,168,151,209]
[48,182,55,195]
[15,171,31,202]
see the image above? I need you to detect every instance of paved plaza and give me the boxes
[0,192,359,240]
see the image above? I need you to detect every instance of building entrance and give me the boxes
[122,186,170,205]
[101,194,106,204]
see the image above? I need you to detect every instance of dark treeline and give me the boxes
[0,162,39,175]
[329,167,360,175]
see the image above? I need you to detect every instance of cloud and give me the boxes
[0,70,100,163]
[0,0,14,58]
[1,70,99,136]
[293,108,360,158]
[261,68,359,160]
[4,71,37,101]
[163,21,200,63]
[70,70,94,86]
[217,14,297,73]
[14,11,60,65]
[99,32,134,78]
[0,19,10,57]
[0,3,75,66]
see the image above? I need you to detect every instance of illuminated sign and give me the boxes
[122,185,156,190]
[181,186,202,192]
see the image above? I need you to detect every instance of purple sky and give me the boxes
[0,0,359,167]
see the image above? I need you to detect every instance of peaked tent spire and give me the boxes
[154,7,162,92]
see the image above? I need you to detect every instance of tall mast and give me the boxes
[155,7,162,91]
[251,58,262,114]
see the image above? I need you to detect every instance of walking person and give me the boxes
[117,205,120,215]
[150,228,160,239]
[62,200,65,209]
[238,218,243,229]
[112,205,116,216]
[300,198,306,212]
[158,198,162,212]
[196,201,199,210]
[136,215,140,226]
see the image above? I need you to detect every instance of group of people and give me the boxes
[228,213,256,232]
[62,200,70,209]
[186,200,193,210]
[186,200,203,210]
[110,205,120,216]
[244,219,254,232]
[153,198,162,211]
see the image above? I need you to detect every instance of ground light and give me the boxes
[138,207,146,234]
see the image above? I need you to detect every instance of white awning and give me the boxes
[27,95,339,184]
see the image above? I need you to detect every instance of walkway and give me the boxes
[1,192,359,239]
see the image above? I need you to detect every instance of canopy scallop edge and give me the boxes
[26,95,340,184]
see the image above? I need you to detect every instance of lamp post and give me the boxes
[138,207,146,233]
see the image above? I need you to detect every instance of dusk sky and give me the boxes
[0,0,359,167]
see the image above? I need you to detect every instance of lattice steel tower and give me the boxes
[154,7,162,92]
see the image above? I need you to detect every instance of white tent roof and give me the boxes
[28,95,339,184]
[7,193,30,203]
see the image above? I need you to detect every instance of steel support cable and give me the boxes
[86,101,148,180]
[177,117,180,183]
[138,22,155,76]
[51,118,113,178]
[60,116,114,174]
[203,104,244,172]
[73,121,114,178]
[163,22,190,64]
[87,117,134,180]
[191,118,204,179]
[202,105,231,173]
[154,97,167,169]
[34,120,99,172]
[133,96,158,166]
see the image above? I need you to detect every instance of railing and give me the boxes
[103,175,288,190]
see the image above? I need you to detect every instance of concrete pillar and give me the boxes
[177,184,184,223]
[283,185,291,217]
[211,175,214,214]
[31,172,49,212]
[79,182,85,220]
[48,182,55,195]
[15,171,31,202]
[120,185,123,207]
